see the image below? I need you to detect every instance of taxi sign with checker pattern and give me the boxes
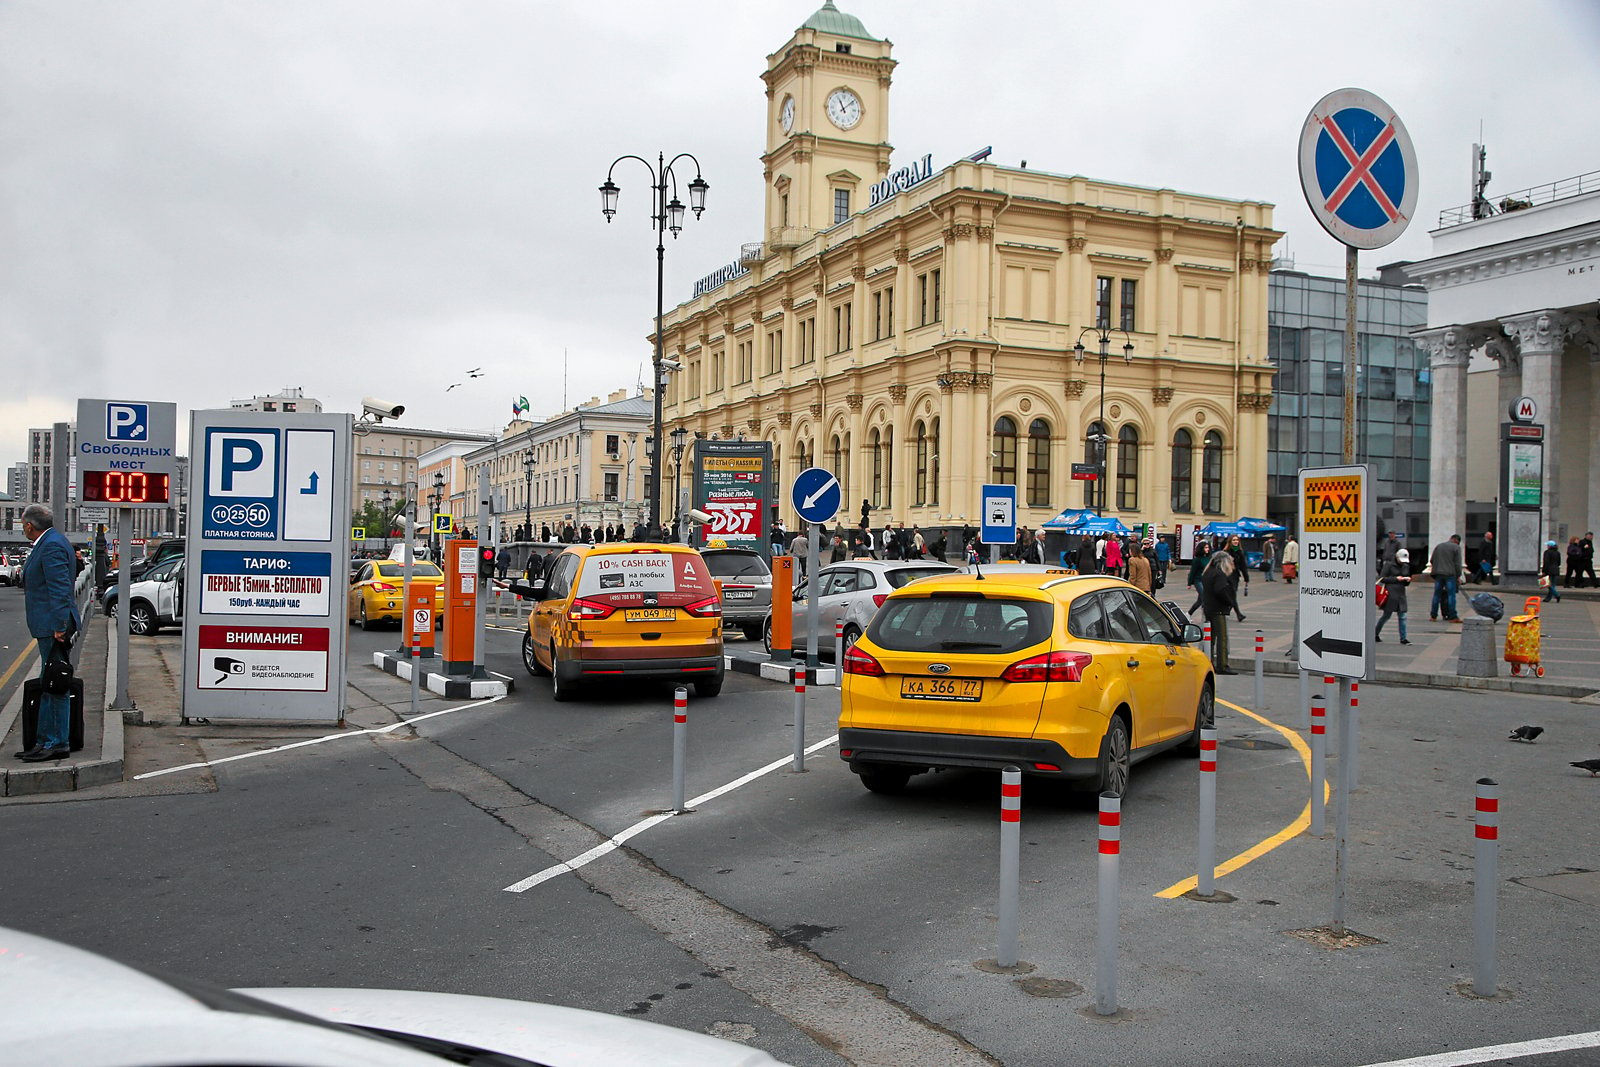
[1297,464,1374,679]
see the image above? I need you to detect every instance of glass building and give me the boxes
[1266,265,1431,535]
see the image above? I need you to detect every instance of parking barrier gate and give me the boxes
[1096,792,1121,1016]
[998,767,1021,968]
[1474,778,1499,996]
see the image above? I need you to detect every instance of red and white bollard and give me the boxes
[1095,792,1121,1016]
[792,665,807,771]
[1202,621,1213,663]
[1253,629,1265,710]
[834,620,845,687]
[997,767,1022,967]
[1473,778,1499,996]
[409,630,422,717]
[1348,679,1361,787]
[1309,693,1326,837]
[1197,728,1218,896]
[672,687,688,813]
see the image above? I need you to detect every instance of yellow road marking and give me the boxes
[0,640,39,694]
[1154,696,1329,899]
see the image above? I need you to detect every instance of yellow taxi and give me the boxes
[518,542,724,701]
[348,559,445,630]
[839,568,1211,795]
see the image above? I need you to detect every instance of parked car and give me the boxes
[348,559,445,630]
[103,556,186,635]
[838,571,1211,796]
[511,542,724,700]
[763,560,957,657]
[129,537,184,582]
[700,546,772,641]
[0,552,21,587]
[0,923,789,1067]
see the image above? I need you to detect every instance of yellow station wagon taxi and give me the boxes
[838,569,1211,795]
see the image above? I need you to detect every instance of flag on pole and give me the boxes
[511,396,530,418]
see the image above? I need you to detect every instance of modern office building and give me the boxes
[1266,264,1431,536]
[229,386,323,414]
[654,2,1281,539]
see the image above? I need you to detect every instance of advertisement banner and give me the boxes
[1507,441,1543,507]
[690,440,774,559]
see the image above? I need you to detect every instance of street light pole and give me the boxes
[1074,327,1136,518]
[670,425,689,542]
[381,488,392,553]
[430,471,445,560]
[522,447,535,542]
[599,152,709,533]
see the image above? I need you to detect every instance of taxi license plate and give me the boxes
[625,608,675,622]
[900,677,982,701]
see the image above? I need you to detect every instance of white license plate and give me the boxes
[725,590,754,600]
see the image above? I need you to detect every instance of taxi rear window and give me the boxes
[377,563,442,578]
[867,596,1051,654]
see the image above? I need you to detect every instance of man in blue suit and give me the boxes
[17,504,81,762]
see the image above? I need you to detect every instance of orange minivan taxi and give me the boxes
[519,543,725,701]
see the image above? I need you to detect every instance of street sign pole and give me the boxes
[981,483,1017,566]
[475,466,490,679]
[806,523,821,670]
[1344,245,1358,463]
[113,506,133,712]
[790,466,841,670]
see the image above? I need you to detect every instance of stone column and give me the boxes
[1502,311,1569,540]
[1418,327,1472,545]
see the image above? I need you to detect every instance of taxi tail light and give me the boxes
[566,597,616,621]
[843,644,885,677]
[871,594,888,608]
[1000,649,1093,683]
[372,582,401,593]
[683,595,721,618]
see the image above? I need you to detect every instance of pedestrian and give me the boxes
[1126,543,1152,593]
[912,525,926,558]
[1282,536,1300,583]
[496,546,511,580]
[1261,537,1277,582]
[1565,536,1583,588]
[524,550,544,584]
[788,530,809,577]
[1075,534,1096,575]
[1429,534,1463,622]
[1094,535,1107,573]
[15,505,81,762]
[1187,542,1212,616]
[829,534,846,564]
[1200,551,1238,674]
[881,523,899,561]
[1374,550,1411,644]
[73,547,87,576]
[1541,540,1563,603]
[1472,530,1497,584]
[931,532,947,561]
[1104,535,1124,577]
[1226,535,1249,618]
[1380,531,1401,568]
[1582,532,1597,587]
[1153,536,1172,587]
[1021,530,1047,565]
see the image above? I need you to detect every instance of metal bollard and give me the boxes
[672,687,688,813]
[791,665,807,772]
[1202,621,1213,662]
[997,767,1022,968]
[1348,680,1361,787]
[835,620,845,687]
[1309,693,1326,837]
[1095,791,1121,1016]
[1197,727,1218,896]
[1298,668,1311,730]
[410,630,422,718]
[1253,630,1265,711]
[1473,778,1499,996]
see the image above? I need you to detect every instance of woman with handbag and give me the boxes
[1374,550,1411,644]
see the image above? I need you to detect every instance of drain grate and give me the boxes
[1221,738,1289,750]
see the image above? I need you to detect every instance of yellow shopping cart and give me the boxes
[1505,596,1543,677]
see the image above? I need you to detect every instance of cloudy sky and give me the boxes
[3,0,1597,479]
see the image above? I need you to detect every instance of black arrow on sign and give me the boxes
[1303,630,1364,659]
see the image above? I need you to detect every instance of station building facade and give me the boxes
[658,2,1281,537]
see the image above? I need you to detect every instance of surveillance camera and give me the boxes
[660,359,683,372]
[362,397,405,421]
[685,508,714,525]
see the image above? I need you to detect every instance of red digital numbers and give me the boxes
[83,470,170,504]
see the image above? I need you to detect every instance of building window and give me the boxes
[685,360,700,399]
[796,317,816,365]
[832,302,852,352]
[929,417,940,506]
[1095,276,1113,330]
[870,428,884,504]
[604,472,619,500]
[1084,421,1107,510]
[737,340,753,383]
[873,286,894,340]
[781,194,789,226]
[710,350,724,392]
[830,433,849,500]
[605,434,620,455]
[914,421,928,506]
[833,188,851,225]
[1171,428,1194,513]
[1116,425,1139,511]
[991,417,1018,486]
[918,269,942,325]
[1202,430,1224,514]
[1119,279,1138,333]
[1026,419,1051,508]
[766,330,783,375]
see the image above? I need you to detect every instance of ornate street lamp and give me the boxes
[599,152,709,530]
[522,447,536,542]
[430,471,445,559]
[1074,327,1136,517]
[670,425,690,541]
[380,488,392,552]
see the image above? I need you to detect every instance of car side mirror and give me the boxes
[1181,623,1203,645]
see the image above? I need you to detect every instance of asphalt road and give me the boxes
[0,584,39,713]
[3,617,1598,1066]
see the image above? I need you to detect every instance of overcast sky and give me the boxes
[3,0,1597,480]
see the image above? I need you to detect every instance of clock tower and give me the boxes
[761,2,895,249]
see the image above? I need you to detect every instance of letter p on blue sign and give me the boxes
[107,403,149,441]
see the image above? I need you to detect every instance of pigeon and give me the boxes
[1572,759,1600,776]
[467,367,484,378]
[445,382,462,392]
[1507,725,1544,743]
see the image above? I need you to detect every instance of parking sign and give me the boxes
[202,428,280,540]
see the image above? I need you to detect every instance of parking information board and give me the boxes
[75,398,179,508]
[1297,464,1374,680]
[183,411,352,722]
[691,438,775,559]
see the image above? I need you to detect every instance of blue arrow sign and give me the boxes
[1299,88,1417,250]
[791,467,841,525]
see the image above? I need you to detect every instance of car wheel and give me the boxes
[550,643,579,702]
[761,616,773,655]
[694,673,724,698]
[128,601,159,636]
[522,631,548,677]
[741,622,762,642]
[359,602,377,631]
[841,624,862,652]
[1093,714,1132,799]
[1177,683,1215,756]
[858,765,912,794]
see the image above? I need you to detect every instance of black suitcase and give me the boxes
[21,677,86,753]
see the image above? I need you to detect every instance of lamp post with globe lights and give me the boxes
[1073,327,1135,517]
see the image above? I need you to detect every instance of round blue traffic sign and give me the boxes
[791,466,841,525]
[1299,88,1417,250]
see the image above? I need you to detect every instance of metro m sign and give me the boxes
[1303,475,1362,534]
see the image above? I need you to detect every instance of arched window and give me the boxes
[881,425,892,509]
[831,433,849,502]
[1170,429,1193,513]
[870,428,884,505]
[1116,425,1140,511]
[992,416,1018,486]
[1083,420,1107,510]
[1202,430,1224,514]
[914,420,928,506]
[929,417,941,506]
[1026,418,1051,508]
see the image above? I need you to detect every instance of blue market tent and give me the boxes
[1199,521,1242,537]
[1070,515,1133,536]
[1236,516,1287,534]
[1041,507,1098,530]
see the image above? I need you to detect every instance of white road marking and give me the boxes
[502,733,840,893]
[1357,1030,1600,1067]
[131,696,506,780]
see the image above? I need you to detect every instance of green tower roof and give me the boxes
[799,1,878,42]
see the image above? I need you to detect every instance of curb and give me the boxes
[1233,655,1597,700]
[371,651,515,698]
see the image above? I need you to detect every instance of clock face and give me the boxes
[826,88,862,130]
[780,95,795,134]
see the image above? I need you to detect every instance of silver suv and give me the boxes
[700,547,772,641]
[764,559,957,656]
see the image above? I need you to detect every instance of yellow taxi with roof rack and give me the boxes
[838,566,1212,795]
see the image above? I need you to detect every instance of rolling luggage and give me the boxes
[1505,596,1543,678]
[21,676,86,753]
